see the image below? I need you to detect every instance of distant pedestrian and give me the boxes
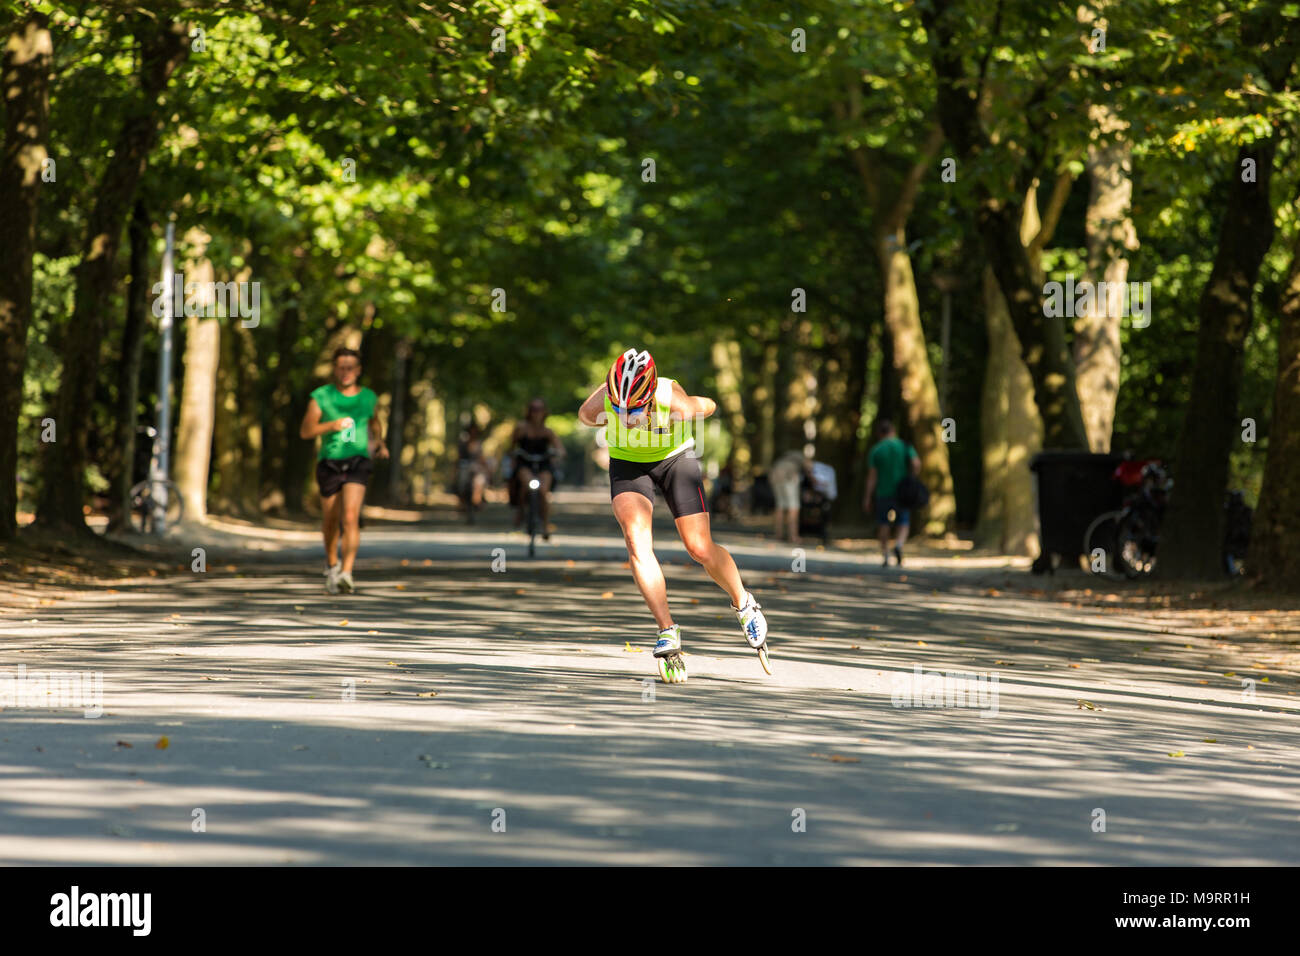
[769,449,805,544]
[863,420,919,566]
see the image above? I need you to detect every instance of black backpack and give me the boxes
[895,446,929,509]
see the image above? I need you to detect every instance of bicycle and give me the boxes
[128,427,184,533]
[1083,460,1250,578]
[510,449,555,557]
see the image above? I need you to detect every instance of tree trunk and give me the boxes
[262,260,305,514]
[35,19,189,531]
[781,320,816,453]
[752,339,779,468]
[876,320,903,434]
[0,14,52,539]
[710,338,751,478]
[816,321,868,521]
[110,200,151,529]
[211,282,261,518]
[1073,103,1136,452]
[976,178,1068,554]
[388,339,410,504]
[1159,141,1277,579]
[1250,228,1300,591]
[173,241,219,524]
[976,265,1042,555]
[877,229,956,533]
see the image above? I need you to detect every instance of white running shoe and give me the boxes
[324,564,340,594]
[338,570,355,594]
[733,591,767,648]
[653,624,682,657]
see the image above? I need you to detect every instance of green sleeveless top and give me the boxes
[603,377,695,463]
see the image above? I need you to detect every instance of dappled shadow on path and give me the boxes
[2,560,1297,864]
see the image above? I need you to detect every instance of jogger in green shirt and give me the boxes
[299,347,388,593]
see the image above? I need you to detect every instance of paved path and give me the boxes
[2,514,1297,865]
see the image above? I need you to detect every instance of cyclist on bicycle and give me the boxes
[509,398,564,537]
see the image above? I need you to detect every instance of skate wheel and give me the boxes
[758,645,772,675]
[658,655,687,684]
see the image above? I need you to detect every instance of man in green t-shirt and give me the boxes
[863,419,920,566]
[298,347,388,593]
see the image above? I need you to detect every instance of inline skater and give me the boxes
[577,348,770,682]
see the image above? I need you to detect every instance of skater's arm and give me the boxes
[669,380,716,420]
[863,466,877,512]
[299,399,347,440]
[577,385,608,427]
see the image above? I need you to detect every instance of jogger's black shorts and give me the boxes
[315,455,372,497]
[609,451,707,519]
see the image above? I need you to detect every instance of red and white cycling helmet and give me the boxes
[606,348,657,409]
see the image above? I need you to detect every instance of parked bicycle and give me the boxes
[1083,459,1250,578]
[128,425,183,533]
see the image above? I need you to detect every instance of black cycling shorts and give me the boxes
[609,451,707,519]
[316,455,372,497]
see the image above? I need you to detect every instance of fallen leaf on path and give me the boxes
[1223,672,1236,677]
[116,741,133,748]
[1069,663,1080,668]
[566,560,576,568]
[624,642,645,653]
[416,692,438,697]
[916,640,926,646]
[338,620,349,626]
[394,584,406,590]
[515,589,527,595]
[1168,751,1185,758]
[367,630,378,635]
[155,736,169,749]
[809,752,860,763]
[1203,738,1217,743]
[1076,700,1102,711]
[600,591,614,599]
[422,559,432,567]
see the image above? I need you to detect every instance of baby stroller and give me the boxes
[797,461,837,545]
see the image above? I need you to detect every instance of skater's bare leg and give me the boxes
[675,512,745,608]
[613,491,673,630]
[339,482,366,574]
